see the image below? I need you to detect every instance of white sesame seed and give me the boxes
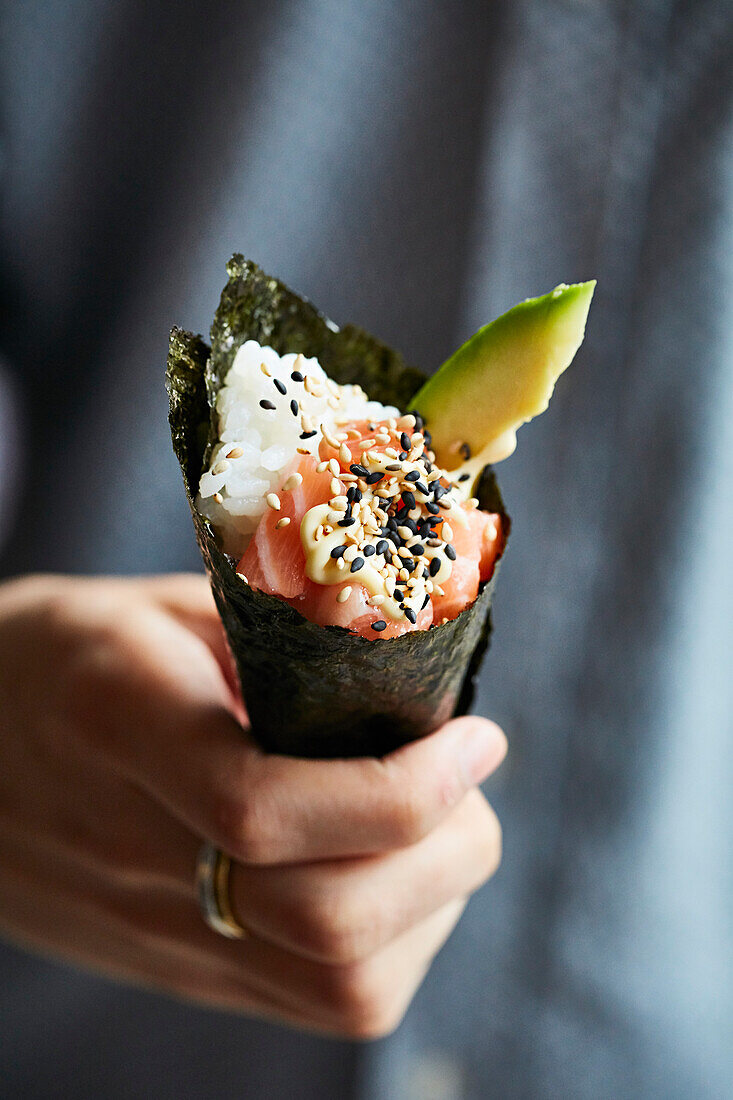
[317,461,328,473]
[336,556,347,570]
[212,460,229,475]
[260,361,271,376]
[276,517,291,529]
[442,522,453,541]
[397,546,411,559]
[330,477,341,496]
[213,492,223,504]
[327,396,340,409]
[297,446,310,455]
[434,585,445,597]
[344,544,358,562]
[347,428,361,439]
[399,414,416,429]
[385,447,399,459]
[339,443,351,464]
[300,414,314,432]
[226,446,244,459]
[283,472,303,492]
[368,594,385,607]
[467,497,479,509]
[399,567,410,582]
[327,511,342,525]
[329,498,348,511]
[359,439,376,450]
[397,526,413,540]
[337,586,352,603]
[266,493,281,510]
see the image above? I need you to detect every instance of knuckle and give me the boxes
[384,779,431,846]
[298,889,375,964]
[213,778,279,865]
[322,962,405,1040]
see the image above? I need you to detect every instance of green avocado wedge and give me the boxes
[412,281,595,471]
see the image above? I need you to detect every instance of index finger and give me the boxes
[166,713,507,865]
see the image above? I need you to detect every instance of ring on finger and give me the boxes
[196,843,248,940]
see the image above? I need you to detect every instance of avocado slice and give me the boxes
[412,281,595,472]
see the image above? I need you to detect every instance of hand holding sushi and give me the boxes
[0,572,505,1037]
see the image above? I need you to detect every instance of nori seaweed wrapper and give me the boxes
[167,256,509,758]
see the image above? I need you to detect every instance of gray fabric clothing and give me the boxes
[1,1,731,1097]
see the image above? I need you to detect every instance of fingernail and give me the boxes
[458,720,507,787]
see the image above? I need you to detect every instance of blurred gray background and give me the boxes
[0,1,731,1097]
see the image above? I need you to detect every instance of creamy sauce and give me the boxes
[300,444,458,621]
[447,428,518,497]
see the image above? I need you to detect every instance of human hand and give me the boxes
[0,573,506,1038]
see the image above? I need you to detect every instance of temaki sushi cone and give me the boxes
[167,257,592,758]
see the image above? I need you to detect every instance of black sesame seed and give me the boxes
[426,501,440,515]
[402,491,416,510]
[273,378,287,395]
[330,545,347,559]
[376,539,389,555]
[259,399,276,410]
[405,608,417,624]
[346,486,356,503]
[350,557,365,573]
[363,544,376,557]
[366,471,384,485]
[338,517,356,527]
[386,464,402,472]
[421,593,430,609]
[433,483,448,500]
[459,472,470,482]
[414,481,429,495]
[291,370,304,381]
[410,411,425,431]
[400,432,411,451]
[371,620,387,632]
[411,545,425,556]
[404,469,420,482]
[350,463,368,477]
[290,399,299,416]
[445,544,457,561]
[460,442,471,460]
[300,430,317,439]
[353,488,363,502]
[403,518,418,534]
[423,429,432,447]
[398,451,408,461]
[429,557,441,576]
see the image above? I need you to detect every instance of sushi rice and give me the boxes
[197,340,399,557]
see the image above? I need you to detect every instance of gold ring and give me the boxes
[196,843,248,940]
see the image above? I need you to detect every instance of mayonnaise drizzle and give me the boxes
[300,446,457,622]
